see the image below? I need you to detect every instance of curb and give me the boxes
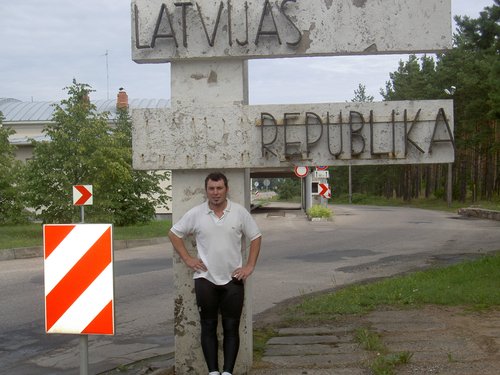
[0,237,169,262]
[457,207,500,221]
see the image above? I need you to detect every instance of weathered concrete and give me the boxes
[171,169,254,374]
[132,100,455,170]
[132,0,451,62]
[170,59,255,374]
[129,1,454,373]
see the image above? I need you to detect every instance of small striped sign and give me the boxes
[44,224,114,335]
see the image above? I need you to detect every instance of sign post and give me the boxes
[48,185,96,375]
[44,223,114,375]
[73,185,93,223]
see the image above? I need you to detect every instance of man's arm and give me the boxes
[168,230,207,272]
[232,235,262,281]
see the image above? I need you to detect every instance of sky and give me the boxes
[0,0,494,105]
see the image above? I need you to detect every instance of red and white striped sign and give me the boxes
[73,185,93,206]
[319,183,332,199]
[44,224,114,335]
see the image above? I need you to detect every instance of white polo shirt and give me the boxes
[171,199,262,285]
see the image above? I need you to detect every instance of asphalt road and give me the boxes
[1,204,499,374]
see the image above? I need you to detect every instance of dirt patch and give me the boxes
[254,299,500,374]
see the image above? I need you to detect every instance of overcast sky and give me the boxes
[0,0,494,105]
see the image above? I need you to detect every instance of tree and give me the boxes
[23,80,170,224]
[437,1,500,200]
[275,178,301,200]
[0,113,27,223]
[374,1,500,202]
[351,83,374,103]
[381,54,442,101]
[111,107,171,225]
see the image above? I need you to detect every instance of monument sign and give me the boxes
[130,1,453,373]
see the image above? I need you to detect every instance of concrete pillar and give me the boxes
[171,60,253,374]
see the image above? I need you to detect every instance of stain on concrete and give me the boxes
[295,29,312,54]
[288,248,377,262]
[207,70,218,84]
[364,43,378,52]
[353,0,367,8]
[190,73,205,80]
[174,295,185,336]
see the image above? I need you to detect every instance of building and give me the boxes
[0,90,172,217]
[0,90,169,161]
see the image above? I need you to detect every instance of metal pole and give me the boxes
[79,205,89,375]
[80,335,89,375]
[348,164,352,204]
[447,163,453,208]
[305,173,312,211]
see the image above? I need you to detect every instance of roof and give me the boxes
[0,97,170,123]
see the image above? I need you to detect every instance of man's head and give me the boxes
[205,172,228,190]
[205,172,229,209]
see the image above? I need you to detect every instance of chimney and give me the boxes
[116,88,129,109]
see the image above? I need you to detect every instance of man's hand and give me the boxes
[185,256,207,273]
[169,230,207,273]
[232,236,262,281]
[232,265,254,281]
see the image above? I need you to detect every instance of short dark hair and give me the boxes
[205,172,228,190]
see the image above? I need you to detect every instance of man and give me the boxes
[168,172,262,375]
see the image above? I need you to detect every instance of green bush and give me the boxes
[307,204,333,219]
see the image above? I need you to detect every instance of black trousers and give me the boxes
[195,277,245,373]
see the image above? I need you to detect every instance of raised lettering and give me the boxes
[429,108,455,153]
[305,112,323,156]
[327,111,343,157]
[284,112,301,156]
[196,2,224,47]
[134,4,151,49]
[236,1,249,46]
[255,0,282,45]
[152,4,179,48]
[280,0,302,47]
[369,110,392,156]
[261,113,278,157]
[227,0,233,46]
[349,111,366,156]
[405,109,425,155]
[175,2,193,48]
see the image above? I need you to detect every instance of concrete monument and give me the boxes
[130,1,453,373]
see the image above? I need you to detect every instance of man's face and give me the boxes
[206,178,228,207]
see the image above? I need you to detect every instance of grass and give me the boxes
[355,327,386,352]
[253,328,277,362]
[306,204,333,219]
[333,194,500,213]
[355,327,413,375]
[0,220,171,250]
[5,194,496,250]
[286,253,500,322]
[370,351,413,375]
[255,254,499,373]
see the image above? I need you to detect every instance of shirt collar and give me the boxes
[205,199,231,214]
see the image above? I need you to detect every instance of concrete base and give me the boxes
[171,169,254,374]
